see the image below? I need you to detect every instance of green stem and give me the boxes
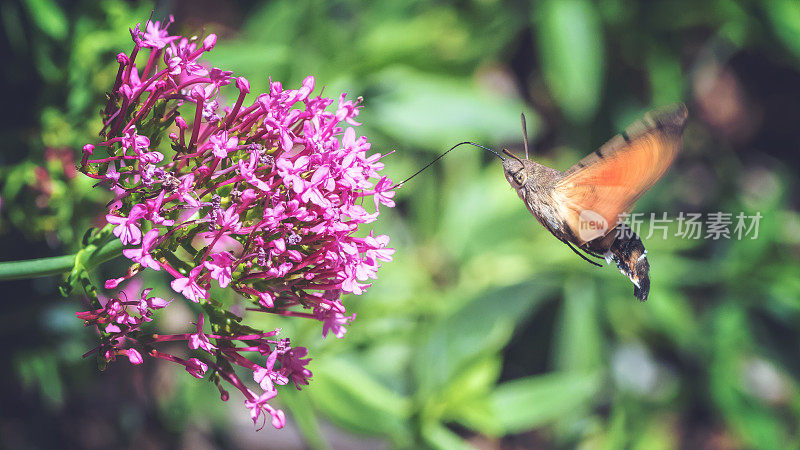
[0,239,124,281]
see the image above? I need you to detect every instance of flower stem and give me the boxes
[0,239,124,281]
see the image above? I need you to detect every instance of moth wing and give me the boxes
[552,103,688,244]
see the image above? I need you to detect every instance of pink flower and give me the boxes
[81,19,394,431]
[365,232,394,262]
[287,75,315,103]
[276,155,310,194]
[237,152,271,191]
[145,295,171,310]
[209,131,238,158]
[208,67,233,90]
[372,176,396,210]
[170,266,208,303]
[165,37,206,77]
[340,264,370,295]
[299,165,333,207]
[188,313,216,353]
[185,357,208,378]
[139,16,177,49]
[245,390,285,430]
[216,206,241,232]
[175,174,200,207]
[204,252,235,288]
[135,288,171,316]
[317,303,355,338]
[252,350,287,393]
[279,347,313,387]
[122,128,151,155]
[145,190,175,226]
[102,163,120,184]
[123,228,161,270]
[258,291,275,308]
[106,204,147,245]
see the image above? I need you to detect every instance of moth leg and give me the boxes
[562,239,603,267]
[579,246,605,259]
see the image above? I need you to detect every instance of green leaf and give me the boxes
[280,387,327,450]
[360,9,469,68]
[764,0,800,60]
[14,352,65,407]
[439,356,504,436]
[490,370,602,433]
[309,357,411,441]
[3,162,36,200]
[603,399,628,450]
[646,50,685,107]
[420,422,474,450]
[534,0,604,122]
[709,306,793,448]
[552,278,603,371]
[369,66,538,150]
[413,280,555,397]
[241,0,305,44]
[1,3,25,53]
[632,413,680,450]
[23,0,67,40]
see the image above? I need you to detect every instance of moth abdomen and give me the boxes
[599,224,650,301]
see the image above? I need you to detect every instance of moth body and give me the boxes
[503,104,688,301]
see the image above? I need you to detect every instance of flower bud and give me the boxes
[175,116,188,130]
[126,349,144,364]
[236,77,250,94]
[202,34,217,50]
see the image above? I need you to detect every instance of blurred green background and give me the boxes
[2,0,800,448]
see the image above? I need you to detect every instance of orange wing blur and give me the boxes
[553,103,688,244]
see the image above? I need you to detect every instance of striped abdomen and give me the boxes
[586,224,650,301]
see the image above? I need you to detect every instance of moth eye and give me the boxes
[514,172,526,185]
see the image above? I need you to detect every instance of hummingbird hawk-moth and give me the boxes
[503,104,688,301]
[394,103,688,301]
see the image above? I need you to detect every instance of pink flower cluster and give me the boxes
[77,17,394,429]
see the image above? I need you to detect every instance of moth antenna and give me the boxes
[502,148,524,164]
[392,141,504,189]
[521,113,530,160]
